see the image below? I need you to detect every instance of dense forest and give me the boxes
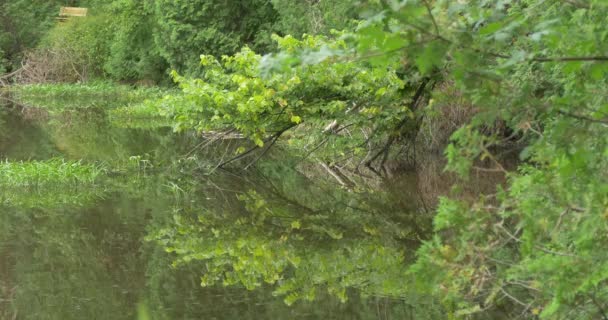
[1,0,607,319]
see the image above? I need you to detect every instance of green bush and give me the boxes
[0,48,7,74]
[150,0,279,76]
[39,14,115,80]
[270,0,358,37]
[103,0,168,83]
[11,82,166,109]
[0,0,63,71]
[0,158,104,187]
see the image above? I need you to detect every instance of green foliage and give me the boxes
[0,100,441,318]
[0,0,362,82]
[0,158,103,187]
[154,35,415,164]
[11,82,165,109]
[0,0,64,70]
[343,0,608,318]
[102,0,168,82]
[1,0,607,318]
[270,0,358,37]
[0,158,105,209]
[147,0,608,318]
[150,0,278,75]
[39,14,115,79]
[0,48,7,74]
[0,186,104,209]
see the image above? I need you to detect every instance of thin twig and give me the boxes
[558,110,608,124]
[183,128,237,157]
[422,0,440,36]
[365,78,430,171]
[218,124,297,168]
[244,134,280,170]
[499,287,528,307]
[496,224,578,257]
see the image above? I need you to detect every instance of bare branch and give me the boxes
[218,123,297,168]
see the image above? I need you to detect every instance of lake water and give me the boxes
[0,96,503,319]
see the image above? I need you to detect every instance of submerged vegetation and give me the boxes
[1,0,607,319]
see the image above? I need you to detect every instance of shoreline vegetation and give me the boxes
[1,0,607,319]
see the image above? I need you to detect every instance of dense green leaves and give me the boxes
[3,0,608,319]
[0,158,103,187]
[153,35,417,166]
[150,0,277,76]
[147,0,608,318]
[103,0,167,82]
[1,0,361,83]
[270,0,358,37]
[0,0,64,71]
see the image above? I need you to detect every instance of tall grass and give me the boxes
[9,82,167,110]
[109,98,177,129]
[0,158,104,187]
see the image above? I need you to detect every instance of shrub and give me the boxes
[151,0,279,76]
[36,14,115,82]
[0,0,64,71]
[103,0,168,83]
[270,0,358,37]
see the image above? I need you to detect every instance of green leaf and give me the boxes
[290,115,302,124]
[414,42,447,75]
[291,220,301,229]
[479,22,504,36]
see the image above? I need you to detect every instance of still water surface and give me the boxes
[0,98,458,319]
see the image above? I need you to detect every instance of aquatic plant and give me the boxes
[0,158,104,187]
[9,82,166,110]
